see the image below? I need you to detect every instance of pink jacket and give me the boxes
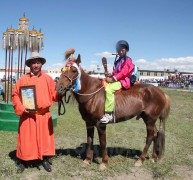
[112,57,134,89]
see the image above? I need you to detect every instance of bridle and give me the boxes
[59,70,79,91]
[62,73,79,84]
[58,70,79,116]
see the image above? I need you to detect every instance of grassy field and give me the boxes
[0,88,193,180]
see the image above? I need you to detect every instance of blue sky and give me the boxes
[1,0,193,72]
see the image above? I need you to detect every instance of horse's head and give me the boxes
[56,49,81,96]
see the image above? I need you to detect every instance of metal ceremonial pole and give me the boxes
[37,29,44,53]
[4,47,8,102]
[24,42,28,74]
[29,27,38,53]
[10,43,14,101]
[2,31,8,102]
[17,34,21,79]
[20,45,24,77]
[6,27,15,103]
[16,28,25,79]
[7,42,11,103]
[18,14,29,76]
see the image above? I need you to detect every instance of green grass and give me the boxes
[0,88,193,179]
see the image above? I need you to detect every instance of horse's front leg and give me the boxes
[83,123,94,165]
[97,124,108,171]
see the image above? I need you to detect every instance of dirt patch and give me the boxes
[188,155,193,160]
[173,165,193,180]
[107,167,153,180]
[23,171,41,180]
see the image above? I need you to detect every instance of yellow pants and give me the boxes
[105,81,122,112]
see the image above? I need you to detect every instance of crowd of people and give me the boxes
[141,74,193,89]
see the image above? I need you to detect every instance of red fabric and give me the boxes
[12,72,58,160]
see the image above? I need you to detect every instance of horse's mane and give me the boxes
[79,67,104,91]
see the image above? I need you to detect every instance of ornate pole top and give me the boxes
[19,13,29,22]
[16,27,25,34]
[7,26,15,33]
[29,27,37,36]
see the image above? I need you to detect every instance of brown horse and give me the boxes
[56,51,170,170]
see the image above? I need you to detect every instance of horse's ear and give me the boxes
[76,54,81,65]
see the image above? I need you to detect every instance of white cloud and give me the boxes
[90,60,98,64]
[158,56,193,64]
[94,51,193,72]
[135,59,147,63]
[52,63,63,66]
[134,56,193,72]
[46,63,63,69]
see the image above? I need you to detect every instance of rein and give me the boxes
[58,96,65,116]
[62,69,105,96]
[71,85,104,96]
[58,92,71,116]
[58,82,105,115]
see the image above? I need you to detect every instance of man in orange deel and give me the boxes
[12,52,58,173]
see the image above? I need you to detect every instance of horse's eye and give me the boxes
[72,69,77,73]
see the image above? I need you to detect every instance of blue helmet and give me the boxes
[116,40,129,52]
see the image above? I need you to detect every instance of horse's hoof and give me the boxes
[99,163,107,171]
[134,159,143,167]
[83,159,91,165]
[150,157,155,163]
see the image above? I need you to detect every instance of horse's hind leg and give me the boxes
[135,118,157,167]
[97,124,108,171]
[150,126,159,163]
[153,119,165,160]
[83,123,94,165]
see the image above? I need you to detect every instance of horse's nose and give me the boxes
[57,86,65,94]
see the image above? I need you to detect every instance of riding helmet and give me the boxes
[116,40,129,52]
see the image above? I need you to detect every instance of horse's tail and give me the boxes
[156,93,170,159]
[160,94,170,123]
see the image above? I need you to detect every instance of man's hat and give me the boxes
[25,52,46,67]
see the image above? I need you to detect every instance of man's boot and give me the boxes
[16,160,26,173]
[42,156,52,172]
